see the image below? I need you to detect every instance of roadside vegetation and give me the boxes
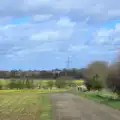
[71,89,120,110]
[71,53,120,110]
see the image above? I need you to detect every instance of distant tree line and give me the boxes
[0,68,85,79]
[1,53,120,97]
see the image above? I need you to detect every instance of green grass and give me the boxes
[73,90,120,110]
[39,94,52,120]
[0,91,52,120]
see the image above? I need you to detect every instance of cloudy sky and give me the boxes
[0,0,120,70]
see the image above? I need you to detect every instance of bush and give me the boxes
[55,77,67,88]
[85,74,103,91]
[106,67,120,95]
[16,80,25,89]
[55,76,73,88]
[0,84,2,90]
[47,80,54,89]
[55,80,66,88]
[7,80,17,89]
[7,79,34,89]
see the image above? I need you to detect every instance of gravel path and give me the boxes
[50,93,120,120]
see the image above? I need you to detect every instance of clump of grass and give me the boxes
[76,90,120,110]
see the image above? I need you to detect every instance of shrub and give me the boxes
[0,84,2,90]
[7,80,17,89]
[106,68,120,95]
[85,74,103,91]
[55,76,72,88]
[47,80,54,89]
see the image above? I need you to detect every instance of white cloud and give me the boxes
[68,44,88,52]
[89,49,118,55]
[2,17,76,59]
[0,0,120,69]
[0,0,120,23]
[30,18,75,41]
[32,14,52,21]
[56,17,75,28]
[30,29,74,41]
[92,23,120,46]
[30,31,60,41]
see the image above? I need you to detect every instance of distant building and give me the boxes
[52,70,61,74]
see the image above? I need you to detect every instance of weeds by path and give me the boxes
[70,89,120,110]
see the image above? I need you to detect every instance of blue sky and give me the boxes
[0,0,120,70]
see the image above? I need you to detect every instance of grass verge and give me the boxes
[39,94,52,120]
[71,89,120,110]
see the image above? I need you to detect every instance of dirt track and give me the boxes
[51,93,120,120]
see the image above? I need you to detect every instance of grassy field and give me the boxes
[0,91,52,120]
[0,88,68,120]
[74,90,120,110]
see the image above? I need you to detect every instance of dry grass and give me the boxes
[0,92,51,120]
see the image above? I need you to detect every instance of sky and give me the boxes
[0,0,120,70]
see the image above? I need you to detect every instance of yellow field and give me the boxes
[0,89,67,93]
[0,79,84,88]
[73,79,84,84]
